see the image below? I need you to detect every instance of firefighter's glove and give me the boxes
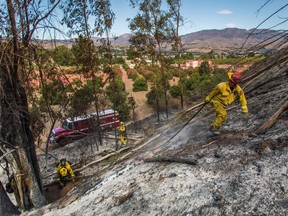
[204,96,210,104]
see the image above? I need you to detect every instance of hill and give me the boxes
[104,28,282,52]
[180,28,281,52]
[23,45,288,215]
[39,28,283,53]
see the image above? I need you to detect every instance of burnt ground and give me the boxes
[38,131,143,203]
[22,47,288,216]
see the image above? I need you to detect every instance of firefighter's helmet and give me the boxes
[230,73,242,84]
[60,158,66,166]
[60,167,68,177]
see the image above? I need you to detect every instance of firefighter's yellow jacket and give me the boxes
[56,162,75,179]
[205,82,248,113]
[119,125,126,134]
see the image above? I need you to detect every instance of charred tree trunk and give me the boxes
[0,65,46,210]
[179,77,184,109]
[0,181,20,216]
[156,97,160,122]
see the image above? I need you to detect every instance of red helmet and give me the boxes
[230,73,242,84]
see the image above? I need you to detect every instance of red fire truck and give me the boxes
[49,109,120,146]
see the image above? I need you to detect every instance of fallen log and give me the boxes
[256,100,288,134]
[202,140,218,148]
[144,157,197,165]
[116,134,161,163]
[185,102,205,112]
[74,146,132,172]
[43,173,96,188]
[102,134,142,141]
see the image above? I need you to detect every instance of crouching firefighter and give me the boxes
[56,158,75,188]
[204,72,249,135]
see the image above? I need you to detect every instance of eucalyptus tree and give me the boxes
[167,0,185,109]
[128,0,181,121]
[61,0,115,146]
[0,0,63,212]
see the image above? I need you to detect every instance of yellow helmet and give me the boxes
[60,167,68,177]
[120,122,124,125]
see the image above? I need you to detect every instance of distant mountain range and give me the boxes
[40,28,284,53]
[179,28,282,53]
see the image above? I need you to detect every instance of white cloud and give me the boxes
[226,23,237,28]
[217,9,233,15]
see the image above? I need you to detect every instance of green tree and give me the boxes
[106,76,130,121]
[128,95,138,129]
[169,85,181,98]
[184,73,201,92]
[201,50,215,60]
[70,78,103,116]
[71,36,99,72]
[129,0,179,121]
[61,0,115,147]
[167,0,184,108]
[199,61,212,76]
[51,45,76,66]
[133,77,148,91]
[146,87,163,105]
[39,80,67,109]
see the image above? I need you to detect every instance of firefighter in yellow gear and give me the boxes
[205,73,248,134]
[56,158,75,188]
[119,122,127,145]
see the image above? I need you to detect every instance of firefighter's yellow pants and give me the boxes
[120,134,126,145]
[210,100,227,130]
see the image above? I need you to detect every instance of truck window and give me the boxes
[63,120,74,130]
[62,120,69,129]
[82,119,91,127]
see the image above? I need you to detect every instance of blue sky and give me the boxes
[109,0,288,36]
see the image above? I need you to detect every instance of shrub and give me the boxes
[146,90,155,105]
[140,69,155,81]
[122,63,130,71]
[50,45,76,66]
[133,77,148,92]
[199,61,212,76]
[113,57,125,64]
[169,85,181,98]
[113,65,123,77]
[127,68,139,80]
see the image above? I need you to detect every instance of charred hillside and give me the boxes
[24,47,288,216]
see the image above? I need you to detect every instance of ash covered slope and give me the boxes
[26,48,288,216]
